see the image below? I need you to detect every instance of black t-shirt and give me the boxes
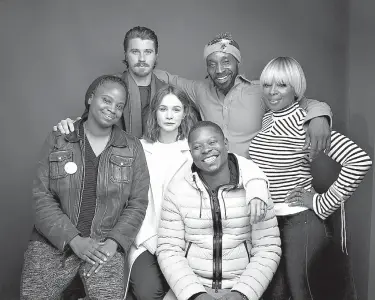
[139,85,151,134]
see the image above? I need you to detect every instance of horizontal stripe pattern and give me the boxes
[249,102,372,219]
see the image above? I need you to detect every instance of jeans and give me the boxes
[263,210,331,300]
[128,250,169,300]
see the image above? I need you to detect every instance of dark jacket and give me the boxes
[120,71,202,137]
[31,119,149,255]
[121,71,166,138]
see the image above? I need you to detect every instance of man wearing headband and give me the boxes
[154,33,332,159]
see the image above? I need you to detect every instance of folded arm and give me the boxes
[299,97,333,159]
[313,130,372,219]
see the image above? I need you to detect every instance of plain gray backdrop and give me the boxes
[0,0,374,299]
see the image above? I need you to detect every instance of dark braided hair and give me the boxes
[81,74,128,120]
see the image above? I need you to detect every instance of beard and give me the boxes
[128,59,157,78]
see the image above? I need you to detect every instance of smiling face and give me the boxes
[88,82,127,128]
[189,125,229,175]
[206,52,238,94]
[262,81,296,111]
[156,93,185,136]
[260,57,307,111]
[126,38,157,78]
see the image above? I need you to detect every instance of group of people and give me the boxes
[20,26,372,300]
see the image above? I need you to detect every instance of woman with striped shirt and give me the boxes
[248,57,372,300]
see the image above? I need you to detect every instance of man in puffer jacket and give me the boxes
[157,121,281,300]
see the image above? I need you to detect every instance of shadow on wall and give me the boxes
[311,112,373,300]
[310,154,357,300]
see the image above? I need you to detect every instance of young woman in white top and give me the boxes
[128,84,272,300]
[248,57,372,300]
[127,84,200,300]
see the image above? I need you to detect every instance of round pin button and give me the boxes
[64,162,77,174]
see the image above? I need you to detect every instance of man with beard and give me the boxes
[57,27,171,300]
[58,26,201,139]
[153,33,332,159]
[117,26,170,138]
[57,32,330,159]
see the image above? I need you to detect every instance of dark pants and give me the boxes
[128,250,169,300]
[263,210,331,300]
[21,241,125,300]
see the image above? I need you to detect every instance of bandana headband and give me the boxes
[203,38,241,63]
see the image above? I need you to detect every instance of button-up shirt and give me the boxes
[154,70,332,158]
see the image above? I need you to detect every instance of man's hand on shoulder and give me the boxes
[303,116,331,160]
[52,117,81,134]
[248,197,267,224]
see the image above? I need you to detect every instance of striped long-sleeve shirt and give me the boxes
[249,102,372,220]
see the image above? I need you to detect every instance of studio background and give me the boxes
[0,0,374,299]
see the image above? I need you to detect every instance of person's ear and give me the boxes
[87,96,93,105]
[224,137,229,150]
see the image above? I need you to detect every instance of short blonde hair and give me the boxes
[260,57,307,101]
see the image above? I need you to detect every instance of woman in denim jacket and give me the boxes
[20,75,149,300]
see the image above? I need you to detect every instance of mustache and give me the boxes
[135,62,150,67]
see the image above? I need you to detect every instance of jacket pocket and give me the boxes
[49,150,73,179]
[185,242,192,258]
[243,241,250,263]
[109,155,133,183]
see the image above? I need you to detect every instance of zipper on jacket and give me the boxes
[200,181,223,293]
[214,193,223,292]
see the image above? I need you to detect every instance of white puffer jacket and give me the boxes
[157,154,281,300]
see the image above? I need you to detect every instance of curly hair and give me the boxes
[143,84,201,143]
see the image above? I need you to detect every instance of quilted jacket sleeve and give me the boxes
[231,200,281,299]
[236,154,270,206]
[157,189,206,300]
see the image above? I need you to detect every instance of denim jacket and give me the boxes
[31,119,149,254]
